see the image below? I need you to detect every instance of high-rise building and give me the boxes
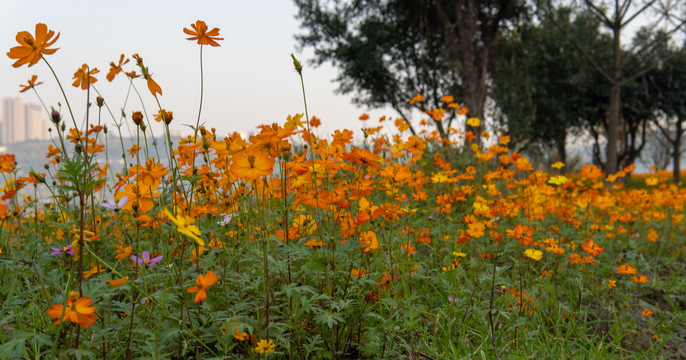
[25,104,44,141]
[1,97,13,144]
[1,97,48,144]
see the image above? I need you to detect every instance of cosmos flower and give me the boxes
[131,251,162,267]
[187,270,218,304]
[50,245,73,256]
[7,23,60,68]
[254,339,275,354]
[19,75,43,93]
[183,20,223,47]
[46,291,97,328]
[72,64,99,90]
[163,207,204,246]
[100,196,128,211]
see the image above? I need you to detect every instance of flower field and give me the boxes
[1,21,685,359]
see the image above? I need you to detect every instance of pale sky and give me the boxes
[1,0,392,141]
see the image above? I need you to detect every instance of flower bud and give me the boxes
[50,108,61,124]
[161,110,173,125]
[96,96,104,107]
[132,111,144,126]
[29,169,46,183]
[291,53,302,75]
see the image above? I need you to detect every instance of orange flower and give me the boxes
[72,64,99,90]
[230,147,275,181]
[7,23,60,68]
[46,292,97,328]
[410,94,423,104]
[183,20,223,47]
[641,309,654,317]
[114,242,132,261]
[146,76,163,97]
[405,135,426,155]
[507,224,533,245]
[187,270,218,304]
[358,230,380,253]
[130,157,168,187]
[19,75,43,93]
[0,154,16,173]
[132,54,162,97]
[83,263,105,278]
[105,276,129,287]
[106,54,129,82]
[580,239,604,257]
[616,264,637,274]
[632,275,648,284]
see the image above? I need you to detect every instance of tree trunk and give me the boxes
[555,132,567,174]
[606,22,622,175]
[674,115,683,184]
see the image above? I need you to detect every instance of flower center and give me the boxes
[144,259,150,265]
[23,36,36,49]
[247,155,256,168]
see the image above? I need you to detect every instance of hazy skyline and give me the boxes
[1,0,392,142]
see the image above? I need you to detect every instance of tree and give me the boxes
[538,0,686,175]
[294,0,527,141]
[491,8,604,167]
[646,41,686,183]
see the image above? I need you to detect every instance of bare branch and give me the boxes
[585,0,615,27]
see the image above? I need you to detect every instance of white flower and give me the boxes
[100,196,127,211]
[217,212,237,226]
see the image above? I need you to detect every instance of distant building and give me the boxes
[25,104,44,141]
[1,97,49,144]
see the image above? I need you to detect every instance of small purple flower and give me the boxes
[100,196,128,211]
[131,251,162,267]
[50,245,73,256]
[448,295,459,303]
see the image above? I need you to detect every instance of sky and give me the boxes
[0,0,391,140]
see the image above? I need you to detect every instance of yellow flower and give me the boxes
[254,339,275,354]
[285,113,306,129]
[646,177,659,186]
[548,175,569,186]
[163,207,204,246]
[523,249,543,261]
[551,161,565,169]
[466,117,481,127]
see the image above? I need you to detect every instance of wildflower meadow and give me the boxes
[1,21,685,359]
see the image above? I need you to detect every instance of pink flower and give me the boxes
[131,251,162,267]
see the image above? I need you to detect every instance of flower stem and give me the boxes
[194,45,204,137]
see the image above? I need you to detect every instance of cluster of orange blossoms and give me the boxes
[2,21,682,354]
